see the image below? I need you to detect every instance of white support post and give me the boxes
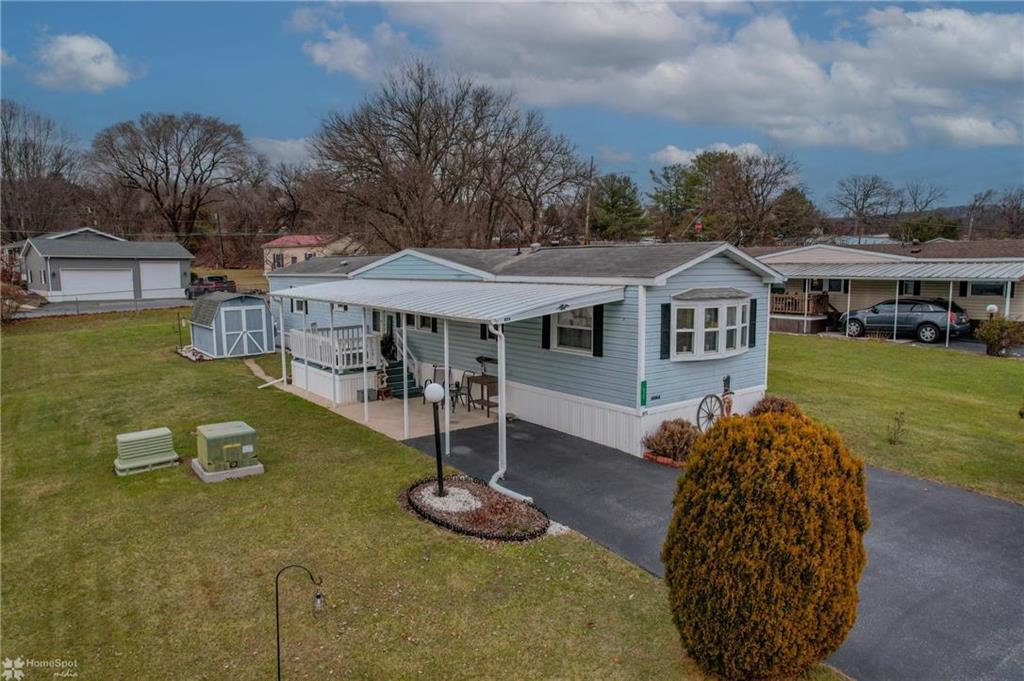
[302,305,310,394]
[362,308,369,422]
[330,304,338,409]
[802,279,810,334]
[636,285,646,409]
[402,319,409,440]
[845,279,852,337]
[1005,280,1012,317]
[763,283,771,389]
[946,281,953,348]
[278,298,287,382]
[893,281,900,341]
[443,318,450,456]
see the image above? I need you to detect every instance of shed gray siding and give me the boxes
[401,287,639,408]
[356,253,485,280]
[191,295,275,358]
[644,254,769,406]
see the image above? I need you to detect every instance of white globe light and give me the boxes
[424,382,446,404]
[986,304,999,314]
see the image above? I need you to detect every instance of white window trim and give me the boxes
[416,315,433,331]
[292,299,307,314]
[550,307,594,355]
[671,299,751,362]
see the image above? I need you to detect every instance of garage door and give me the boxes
[59,269,134,301]
[140,261,184,299]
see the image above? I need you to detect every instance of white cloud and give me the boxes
[598,146,634,164]
[1,49,15,67]
[251,137,313,167]
[650,142,763,166]
[376,4,1022,151]
[33,34,134,93]
[291,6,409,81]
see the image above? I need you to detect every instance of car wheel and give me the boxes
[846,319,864,337]
[917,323,940,343]
[185,289,193,300]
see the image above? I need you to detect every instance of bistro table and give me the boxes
[465,373,499,417]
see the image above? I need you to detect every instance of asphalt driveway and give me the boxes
[406,420,1024,681]
[15,297,190,318]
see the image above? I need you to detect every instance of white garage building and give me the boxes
[18,228,193,302]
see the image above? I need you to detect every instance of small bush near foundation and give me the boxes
[642,419,699,462]
[662,412,869,681]
[888,410,906,445]
[748,393,802,418]
[976,318,1024,356]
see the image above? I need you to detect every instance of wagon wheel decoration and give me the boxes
[697,394,724,432]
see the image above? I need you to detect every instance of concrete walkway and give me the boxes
[405,421,1024,681]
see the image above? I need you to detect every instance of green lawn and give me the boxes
[769,333,1024,503]
[1,310,841,680]
[193,266,267,292]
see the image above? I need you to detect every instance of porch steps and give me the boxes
[385,364,422,398]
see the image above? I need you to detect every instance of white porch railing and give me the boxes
[391,326,419,379]
[289,326,380,372]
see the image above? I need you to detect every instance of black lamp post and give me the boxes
[423,382,447,496]
[275,564,324,681]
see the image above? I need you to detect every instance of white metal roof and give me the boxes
[271,279,626,324]
[772,260,1024,282]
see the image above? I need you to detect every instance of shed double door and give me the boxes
[221,306,269,356]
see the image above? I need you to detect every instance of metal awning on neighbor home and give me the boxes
[271,278,626,324]
[772,260,1024,282]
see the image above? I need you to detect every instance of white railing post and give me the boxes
[330,305,338,409]
[278,298,287,383]
[362,308,369,423]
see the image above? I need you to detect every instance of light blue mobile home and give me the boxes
[267,243,783,457]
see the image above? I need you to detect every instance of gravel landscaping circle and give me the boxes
[404,476,549,542]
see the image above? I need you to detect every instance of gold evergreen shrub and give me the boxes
[748,393,802,418]
[642,419,700,461]
[661,412,869,680]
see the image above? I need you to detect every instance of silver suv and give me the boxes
[839,297,971,343]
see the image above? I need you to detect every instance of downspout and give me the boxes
[487,322,533,503]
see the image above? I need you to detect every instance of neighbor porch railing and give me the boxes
[289,325,380,371]
[771,292,831,316]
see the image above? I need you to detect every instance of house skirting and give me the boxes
[293,359,765,457]
[291,360,372,404]
[770,314,829,334]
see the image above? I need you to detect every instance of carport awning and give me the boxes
[271,279,625,325]
[773,260,1024,282]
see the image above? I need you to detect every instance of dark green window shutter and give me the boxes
[913,281,921,296]
[592,305,604,357]
[541,315,551,349]
[660,303,671,359]
[406,313,415,326]
[959,281,968,297]
[431,317,438,333]
[480,324,488,340]
[842,279,850,294]
[1011,283,1016,298]
[749,298,758,347]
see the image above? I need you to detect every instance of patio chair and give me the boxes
[422,365,460,408]
[455,369,478,412]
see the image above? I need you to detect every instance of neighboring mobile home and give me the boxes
[18,228,193,302]
[266,243,783,464]
[746,241,1024,335]
[261,234,364,273]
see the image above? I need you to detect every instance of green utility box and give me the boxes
[196,421,258,472]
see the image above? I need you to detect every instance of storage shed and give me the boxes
[189,292,275,358]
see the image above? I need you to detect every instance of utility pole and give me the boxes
[215,212,225,268]
[583,156,595,245]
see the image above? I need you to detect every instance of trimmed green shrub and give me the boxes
[748,393,802,418]
[642,419,700,462]
[662,412,869,680]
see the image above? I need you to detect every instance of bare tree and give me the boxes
[998,186,1024,237]
[902,180,946,215]
[830,175,899,243]
[716,152,801,245]
[966,189,994,240]
[91,112,250,241]
[313,59,586,249]
[1,100,82,239]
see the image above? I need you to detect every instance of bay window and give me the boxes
[670,291,752,361]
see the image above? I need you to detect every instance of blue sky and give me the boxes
[2,2,1022,209]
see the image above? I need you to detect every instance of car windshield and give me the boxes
[207,276,227,282]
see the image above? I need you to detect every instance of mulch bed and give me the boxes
[403,475,549,542]
[642,451,686,469]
